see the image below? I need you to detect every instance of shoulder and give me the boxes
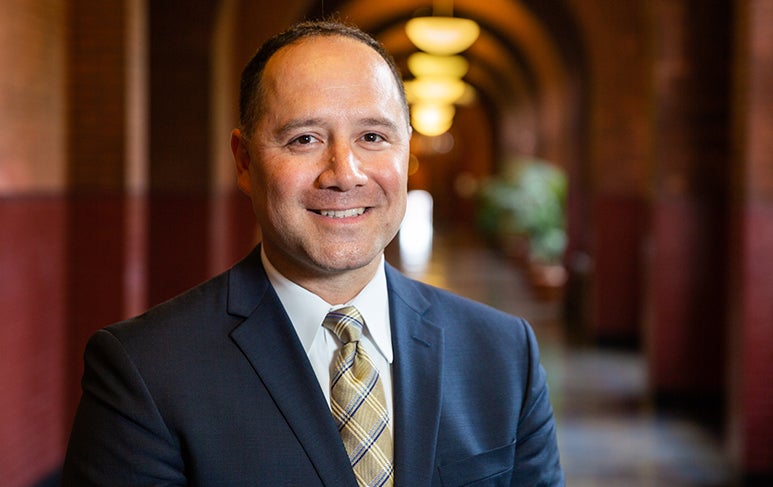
[385,263,535,347]
[104,247,268,350]
[110,269,231,336]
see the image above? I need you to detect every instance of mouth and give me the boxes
[312,207,367,218]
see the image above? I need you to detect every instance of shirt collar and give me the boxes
[261,248,393,363]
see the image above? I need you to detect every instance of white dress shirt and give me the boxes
[260,249,394,425]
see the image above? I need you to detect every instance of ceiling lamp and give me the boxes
[407,52,469,79]
[411,103,456,137]
[404,1,478,136]
[404,77,467,105]
[455,82,477,106]
[405,16,480,56]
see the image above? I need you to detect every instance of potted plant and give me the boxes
[476,161,530,264]
[477,157,568,299]
[515,159,568,299]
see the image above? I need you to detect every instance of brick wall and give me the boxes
[0,1,68,485]
[728,0,773,477]
[0,199,67,486]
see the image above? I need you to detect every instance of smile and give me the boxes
[316,208,367,218]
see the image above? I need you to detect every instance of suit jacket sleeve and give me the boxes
[387,266,563,486]
[513,320,563,486]
[430,318,564,487]
[62,329,186,486]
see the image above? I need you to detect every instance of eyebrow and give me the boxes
[273,116,401,140]
[273,118,325,140]
[360,117,400,133]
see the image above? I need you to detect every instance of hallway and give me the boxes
[392,230,736,486]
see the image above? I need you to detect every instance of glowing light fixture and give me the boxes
[407,52,469,79]
[455,82,477,106]
[411,103,456,136]
[404,1,479,136]
[405,16,480,56]
[404,77,467,105]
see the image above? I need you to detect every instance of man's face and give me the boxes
[233,35,411,286]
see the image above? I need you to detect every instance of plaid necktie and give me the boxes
[323,306,394,487]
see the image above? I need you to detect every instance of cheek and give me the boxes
[372,152,409,185]
[386,158,410,194]
[250,167,282,214]
[262,182,292,215]
[258,164,302,199]
[373,159,408,217]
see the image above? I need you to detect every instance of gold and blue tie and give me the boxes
[323,306,394,487]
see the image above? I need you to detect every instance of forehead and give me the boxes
[257,35,407,126]
[272,34,375,60]
[263,35,396,93]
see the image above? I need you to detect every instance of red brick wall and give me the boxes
[732,204,773,475]
[647,199,727,396]
[591,195,646,344]
[0,1,68,485]
[0,198,68,486]
[646,0,732,402]
[0,0,67,193]
[728,0,773,476]
[569,0,651,344]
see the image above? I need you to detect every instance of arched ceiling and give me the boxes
[306,0,586,123]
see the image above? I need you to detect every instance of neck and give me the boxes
[263,247,383,305]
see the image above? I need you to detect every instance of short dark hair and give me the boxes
[238,19,409,136]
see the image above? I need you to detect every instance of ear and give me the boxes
[231,129,253,195]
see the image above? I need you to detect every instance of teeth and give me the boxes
[319,208,366,218]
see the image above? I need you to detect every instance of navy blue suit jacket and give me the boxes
[63,246,564,486]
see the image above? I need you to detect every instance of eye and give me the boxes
[290,134,317,146]
[361,132,386,143]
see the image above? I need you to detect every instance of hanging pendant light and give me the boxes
[404,0,479,136]
[411,103,456,137]
[405,16,480,56]
[404,76,467,105]
[407,52,470,79]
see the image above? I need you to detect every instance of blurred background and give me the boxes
[1,0,772,485]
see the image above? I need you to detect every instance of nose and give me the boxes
[317,141,368,191]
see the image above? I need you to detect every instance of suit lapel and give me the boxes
[386,265,444,485]
[227,249,357,487]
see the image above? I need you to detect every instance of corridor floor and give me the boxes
[389,230,737,487]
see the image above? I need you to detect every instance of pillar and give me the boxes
[728,0,773,480]
[147,1,216,305]
[570,0,651,344]
[65,0,136,421]
[647,0,732,407]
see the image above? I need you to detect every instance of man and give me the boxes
[63,20,564,486]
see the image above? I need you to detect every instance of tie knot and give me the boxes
[323,306,364,344]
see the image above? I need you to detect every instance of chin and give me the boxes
[313,246,382,273]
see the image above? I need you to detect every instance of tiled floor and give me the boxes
[390,230,738,486]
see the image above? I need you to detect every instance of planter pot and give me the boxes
[497,232,531,267]
[528,261,567,301]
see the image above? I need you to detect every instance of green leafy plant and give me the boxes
[477,157,567,264]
